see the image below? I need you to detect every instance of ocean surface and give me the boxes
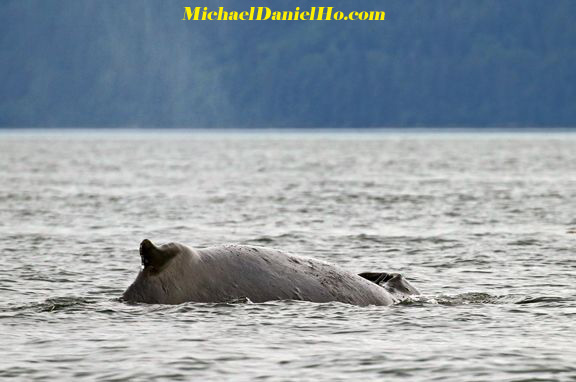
[0,130,575,381]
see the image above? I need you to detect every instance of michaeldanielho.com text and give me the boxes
[182,7,386,21]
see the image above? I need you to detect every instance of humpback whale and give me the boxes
[122,239,420,306]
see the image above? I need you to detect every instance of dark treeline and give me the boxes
[1,0,575,128]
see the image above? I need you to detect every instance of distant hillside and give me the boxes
[1,0,575,127]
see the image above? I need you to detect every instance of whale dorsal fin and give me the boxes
[140,239,176,271]
[358,272,393,285]
[359,272,421,296]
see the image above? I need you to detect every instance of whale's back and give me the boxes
[123,242,397,306]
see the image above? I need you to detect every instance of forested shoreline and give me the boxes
[1,0,575,127]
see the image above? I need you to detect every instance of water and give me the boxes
[1,130,575,381]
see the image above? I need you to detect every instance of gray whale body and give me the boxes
[122,239,420,306]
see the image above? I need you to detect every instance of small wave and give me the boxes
[398,293,571,306]
[346,234,459,245]
[34,296,98,313]
[3,296,98,314]
[512,296,569,304]
[399,292,497,306]
[368,194,435,204]
[246,233,302,244]
[507,239,541,246]
[250,236,275,244]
